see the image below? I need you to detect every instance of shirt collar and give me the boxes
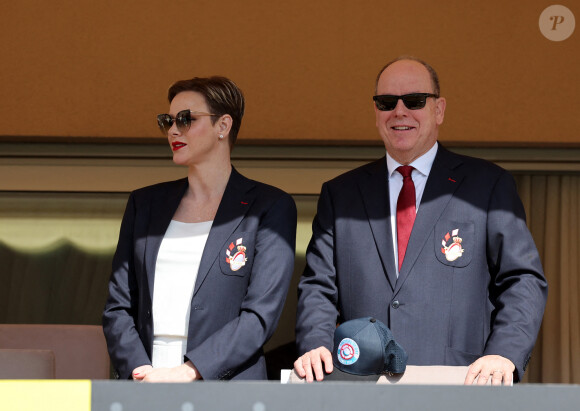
[386,142,438,178]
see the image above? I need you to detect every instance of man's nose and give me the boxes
[393,99,408,116]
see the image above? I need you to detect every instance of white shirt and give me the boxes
[386,142,438,276]
[151,219,212,368]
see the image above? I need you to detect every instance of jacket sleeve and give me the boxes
[184,193,297,380]
[295,182,340,355]
[102,192,151,379]
[483,170,548,381]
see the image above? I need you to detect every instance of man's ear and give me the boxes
[435,97,446,125]
[374,102,381,128]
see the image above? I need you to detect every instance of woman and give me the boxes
[102,76,296,381]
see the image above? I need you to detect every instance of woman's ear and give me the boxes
[217,114,233,138]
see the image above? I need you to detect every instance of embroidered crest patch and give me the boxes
[441,228,465,262]
[337,338,360,366]
[225,238,248,271]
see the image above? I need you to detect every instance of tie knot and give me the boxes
[397,165,414,178]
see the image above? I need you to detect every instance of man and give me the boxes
[294,57,547,385]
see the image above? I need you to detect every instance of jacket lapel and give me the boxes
[144,179,188,299]
[193,167,255,296]
[394,146,464,294]
[358,158,397,290]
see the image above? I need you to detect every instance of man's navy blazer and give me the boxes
[296,146,547,381]
[103,168,296,380]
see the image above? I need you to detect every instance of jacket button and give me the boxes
[146,310,151,318]
[391,300,400,309]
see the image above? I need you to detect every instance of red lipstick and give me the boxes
[172,142,186,151]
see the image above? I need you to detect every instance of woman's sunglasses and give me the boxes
[157,110,219,134]
[373,93,438,111]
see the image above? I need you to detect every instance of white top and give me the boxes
[386,142,438,276]
[151,219,212,368]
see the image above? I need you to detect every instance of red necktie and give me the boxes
[396,166,416,271]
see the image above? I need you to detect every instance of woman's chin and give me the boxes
[171,153,190,167]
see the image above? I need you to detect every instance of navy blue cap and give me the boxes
[325,317,408,381]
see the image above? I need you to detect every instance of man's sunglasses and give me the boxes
[373,93,438,111]
[157,110,219,134]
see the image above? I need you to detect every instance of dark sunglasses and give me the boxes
[373,93,438,111]
[157,109,219,134]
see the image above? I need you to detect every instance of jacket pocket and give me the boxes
[434,220,473,267]
[219,232,255,277]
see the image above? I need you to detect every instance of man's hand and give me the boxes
[293,347,333,383]
[464,355,515,386]
[140,361,201,383]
